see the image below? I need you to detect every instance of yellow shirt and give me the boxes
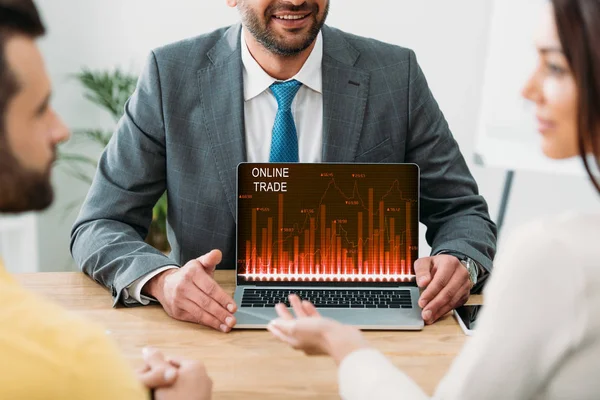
[0,261,148,399]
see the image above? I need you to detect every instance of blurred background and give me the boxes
[0,0,597,273]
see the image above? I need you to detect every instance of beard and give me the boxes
[0,140,54,213]
[239,1,329,57]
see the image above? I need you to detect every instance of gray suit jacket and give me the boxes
[71,24,497,305]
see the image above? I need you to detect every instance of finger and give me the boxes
[275,302,295,320]
[181,298,231,333]
[137,364,178,389]
[455,282,471,308]
[164,356,203,369]
[429,284,469,325]
[186,287,236,328]
[165,358,182,368]
[426,281,471,324]
[418,260,455,308]
[268,319,298,337]
[414,258,433,288]
[142,347,166,364]
[425,302,454,325]
[169,306,202,326]
[197,249,222,276]
[138,363,151,374]
[289,295,308,318]
[302,300,321,317]
[164,356,200,370]
[267,322,299,347]
[422,267,468,320]
[139,348,177,389]
[191,264,237,313]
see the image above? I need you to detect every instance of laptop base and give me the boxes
[233,286,424,330]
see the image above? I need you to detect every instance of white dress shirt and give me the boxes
[123,29,324,304]
[338,212,600,400]
[242,29,323,163]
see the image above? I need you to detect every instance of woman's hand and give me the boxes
[267,294,369,365]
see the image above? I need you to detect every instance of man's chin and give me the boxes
[0,181,54,214]
[265,34,317,56]
[27,179,54,212]
[29,189,54,212]
[276,43,313,55]
[0,147,56,213]
[0,196,53,214]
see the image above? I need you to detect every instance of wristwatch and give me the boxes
[459,256,478,286]
[437,251,478,286]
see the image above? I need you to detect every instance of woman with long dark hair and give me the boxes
[267,1,600,398]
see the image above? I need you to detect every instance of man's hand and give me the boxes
[154,357,213,400]
[143,250,237,332]
[267,295,369,365]
[137,347,212,400]
[415,255,472,325]
[136,347,178,389]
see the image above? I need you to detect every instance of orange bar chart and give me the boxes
[237,164,418,283]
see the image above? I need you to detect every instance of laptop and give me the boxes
[233,163,423,330]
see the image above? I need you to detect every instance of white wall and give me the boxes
[0,214,38,273]
[32,0,598,272]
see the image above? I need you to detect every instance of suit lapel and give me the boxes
[198,24,246,219]
[321,26,370,162]
[197,25,371,217]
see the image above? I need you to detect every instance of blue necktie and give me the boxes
[269,80,302,163]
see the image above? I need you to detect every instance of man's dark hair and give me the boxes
[0,0,46,137]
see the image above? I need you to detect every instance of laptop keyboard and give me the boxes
[241,289,413,309]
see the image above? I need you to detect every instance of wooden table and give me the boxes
[16,271,480,399]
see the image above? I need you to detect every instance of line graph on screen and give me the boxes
[237,164,418,283]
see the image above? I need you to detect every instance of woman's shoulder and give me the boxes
[512,211,598,241]
[496,212,599,276]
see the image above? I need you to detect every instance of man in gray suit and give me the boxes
[71,0,497,332]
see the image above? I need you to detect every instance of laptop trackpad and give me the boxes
[235,307,423,330]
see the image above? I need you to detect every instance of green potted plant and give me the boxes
[59,68,170,252]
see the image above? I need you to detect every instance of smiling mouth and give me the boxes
[273,13,310,20]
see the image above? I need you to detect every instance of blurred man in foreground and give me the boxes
[0,1,211,398]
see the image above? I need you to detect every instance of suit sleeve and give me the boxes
[404,50,497,286]
[70,51,179,306]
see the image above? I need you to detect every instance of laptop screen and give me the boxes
[236,163,419,287]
